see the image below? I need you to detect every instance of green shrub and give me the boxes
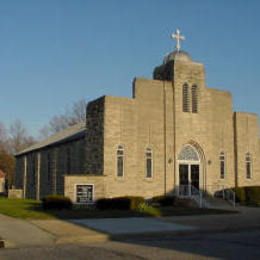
[125,196,145,210]
[96,197,130,210]
[96,196,145,211]
[42,195,72,210]
[112,197,131,210]
[138,202,161,216]
[234,186,260,205]
[245,186,260,205]
[96,198,112,210]
[234,187,246,203]
[151,196,176,207]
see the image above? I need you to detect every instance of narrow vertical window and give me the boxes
[67,147,71,174]
[219,152,225,179]
[192,85,198,113]
[47,153,51,182]
[32,155,37,186]
[117,145,124,177]
[246,153,252,179]
[146,148,153,178]
[183,84,190,112]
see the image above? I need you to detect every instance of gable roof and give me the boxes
[16,122,86,157]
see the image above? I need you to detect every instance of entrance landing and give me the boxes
[71,217,196,235]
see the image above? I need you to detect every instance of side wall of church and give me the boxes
[234,112,260,187]
[15,137,86,199]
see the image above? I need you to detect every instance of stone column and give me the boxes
[23,156,27,198]
[36,152,41,200]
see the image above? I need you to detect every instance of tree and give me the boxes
[0,120,36,187]
[0,150,15,188]
[0,122,8,150]
[40,99,87,138]
[9,119,36,154]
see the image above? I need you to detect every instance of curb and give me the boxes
[110,225,260,241]
[55,234,110,245]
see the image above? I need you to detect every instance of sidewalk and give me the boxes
[1,206,260,248]
[0,214,55,248]
[30,219,111,244]
[31,217,196,244]
[31,206,260,244]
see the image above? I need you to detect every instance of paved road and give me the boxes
[0,230,259,259]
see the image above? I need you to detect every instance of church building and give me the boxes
[14,30,260,203]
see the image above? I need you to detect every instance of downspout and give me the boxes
[172,80,176,191]
[233,113,238,187]
[163,81,167,195]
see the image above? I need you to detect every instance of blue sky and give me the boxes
[0,0,260,137]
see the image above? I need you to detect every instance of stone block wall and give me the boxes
[85,97,105,175]
[234,112,260,187]
[8,189,23,199]
[101,58,241,199]
[64,175,105,203]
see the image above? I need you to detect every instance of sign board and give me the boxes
[76,185,93,203]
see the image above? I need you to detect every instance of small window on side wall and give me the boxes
[191,85,198,113]
[117,145,124,177]
[183,84,190,112]
[246,153,252,179]
[219,152,225,179]
[146,148,153,178]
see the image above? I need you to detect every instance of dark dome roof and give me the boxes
[163,50,192,64]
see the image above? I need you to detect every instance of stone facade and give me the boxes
[15,49,260,202]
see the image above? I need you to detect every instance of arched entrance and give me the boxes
[177,144,201,196]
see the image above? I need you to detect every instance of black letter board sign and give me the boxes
[76,185,93,203]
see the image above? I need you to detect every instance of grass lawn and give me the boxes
[0,197,53,219]
[0,197,238,220]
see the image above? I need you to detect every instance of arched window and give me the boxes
[146,148,153,178]
[219,152,225,179]
[178,145,199,161]
[191,85,198,113]
[182,84,190,112]
[117,145,124,177]
[245,153,252,179]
